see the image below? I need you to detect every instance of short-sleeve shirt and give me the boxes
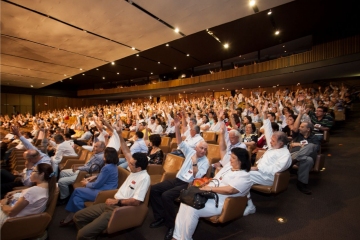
[14,186,48,218]
[114,170,150,202]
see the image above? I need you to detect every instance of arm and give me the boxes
[293,105,305,133]
[218,122,227,160]
[174,116,183,145]
[0,197,29,217]
[86,165,112,189]
[117,121,132,162]
[11,126,36,150]
[200,185,239,195]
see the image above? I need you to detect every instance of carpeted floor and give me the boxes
[11,110,360,240]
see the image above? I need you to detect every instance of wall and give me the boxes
[1,93,32,116]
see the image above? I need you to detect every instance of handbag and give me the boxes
[84,163,103,180]
[179,179,220,210]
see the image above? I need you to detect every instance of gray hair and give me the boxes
[229,129,242,142]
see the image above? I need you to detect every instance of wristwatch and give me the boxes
[117,200,122,207]
[192,163,198,167]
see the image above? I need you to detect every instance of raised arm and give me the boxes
[293,105,305,133]
[116,121,132,162]
[218,122,227,160]
[174,116,183,145]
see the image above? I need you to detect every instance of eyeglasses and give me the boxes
[32,170,39,173]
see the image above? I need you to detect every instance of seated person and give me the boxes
[57,141,106,205]
[149,116,209,240]
[118,131,148,168]
[50,134,77,177]
[173,148,252,240]
[60,147,119,226]
[146,134,164,165]
[73,152,150,239]
[0,163,56,228]
[309,106,334,132]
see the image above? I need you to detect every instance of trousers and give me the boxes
[58,169,79,199]
[150,178,188,228]
[291,143,317,184]
[74,203,117,240]
[65,187,100,213]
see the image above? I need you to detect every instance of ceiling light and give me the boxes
[82,74,85,75]
[30,85,33,87]
[136,54,139,56]
[208,89,210,90]
[222,88,224,89]
[242,88,244,89]
[111,62,115,65]
[102,77,105,79]
[69,77,72,79]
[96,68,99,70]
[158,62,160,64]
[64,74,67,76]
[174,28,179,33]
[174,67,176,69]
[183,91,185,93]
[151,72,153,74]
[275,30,280,35]
[80,68,83,71]
[131,47,135,50]
[268,10,272,15]
[41,83,44,84]
[276,217,287,224]
[117,72,119,75]
[227,89,229,90]
[186,54,190,57]
[224,43,229,49]
[259,86,261,87]
[283,45,285,47]
[134,68,137,70]
[83,29,87,32]
[166,44,169,46]
[284,50,287,52]
[249,0,256,7]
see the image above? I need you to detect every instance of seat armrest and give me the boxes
[60,155,79,164]
[206,196,247,223]
[147,165,164,175]
[93,189,118,204]
[61,159,86,170]
[161,172,177,182]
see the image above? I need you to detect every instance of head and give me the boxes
[93,141,106,154]
[149,134,161,147]
[155,118,161,125]
[104,147,119,165]
[202,115,209,124]
[129,152,148,173]
[170,119,175,126]
[135,131,144,139]
[23,149,41,165]
[243,116,252,124]
[286,114,296,126]
[271,122,279,132]
[299,121,313,136]
[190,125,200,137]
[189,118,197,128]
[195,140,208,158]
[245,123,256,134]
[228,130,241,145]
[54,134,65,144]
[270,131,288,149]
[267,112,276,122]
[315,106,327,118]
[139,122,146,131]
[230,148,251,171]
[150,117,155,124]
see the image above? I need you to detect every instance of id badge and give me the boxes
[184,168,193,180]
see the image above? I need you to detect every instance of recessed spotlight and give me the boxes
[136,54,139,57]
[30,85,33,87]
[208,89,210,90]
[174,28,179,33]
[131,47,135,50]
[158,62,160,64]
[275,30,280,35]
[283,45,285,47]
[134,68,137,70]
[64,74,67,76]
[117,72,119,75]
[249,0,256,7]
[186,54,190,57]
[82,74,85,75]
[80,68,83,70]
[268,10,272,15]
[227,89,229,90]
[151,72,153,74]
[83,29,87,32]
[96,68,99,70]
[102,77,105,79]
[183,91,185,93]
[242,88,244,89]
[259,86,261,87]
[284,50,287,52]
[111,62,115,65]
[222,88,224,89]
[275,217,288,224]
[174,67,176,69]
[224,43,229,49]
[277,84,279,86]
[166,44,169,46]
[41,83,44,84]
[69,77,72,79]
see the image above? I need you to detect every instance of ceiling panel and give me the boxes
[135,0,293,35]
[11,0,181,50]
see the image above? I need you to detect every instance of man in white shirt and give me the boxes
[243,113,292,216]
[73,152,150,240]
[149,116,209,240]
[51,134,77,177]
[147,117,157,133]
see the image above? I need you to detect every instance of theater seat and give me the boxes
[1,188,59,240]
[202,131,217,144]
[251,171,290,194]
[204,196,247,223]
[147,153,184,185]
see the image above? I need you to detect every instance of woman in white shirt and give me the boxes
[152,118,163,135]
[173,148,252,240]
[0,163,56,228]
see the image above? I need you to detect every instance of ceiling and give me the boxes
[1,0,360,95]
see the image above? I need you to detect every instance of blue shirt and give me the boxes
[86,164,118,190]
[130,139,148,154]
[78,152,104,172]
[176,141,209,183]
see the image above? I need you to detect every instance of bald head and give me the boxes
[195,140,208,158]
[23,149,40,163]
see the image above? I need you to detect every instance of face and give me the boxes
[127,158,138,173]
[150,119,155,124]
[30,166,44,183]
[93,142,104,154]
[267,114,274,121]
[190,127,196,137]
[299,122,310,135]
[270,135,282,149]
[315,108,325,117]
[228,132,240,145]
[243,117,249,124]
[230,153,241,170]
[245,124,253,134]
[195,142,208,158]
[286,116,295,126]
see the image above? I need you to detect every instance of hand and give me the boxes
[105,198,119,206]
[11,125,21,137]
[251,166,258,171]
[173,116,181,127]
[191,154,197,165]
[80,178,88,187]
[213,162,222,169]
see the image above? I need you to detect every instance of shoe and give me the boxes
[297,181,312,195]
[243,205,256,216]
[56,197,70,206]
[164,227,174,240]
[59,219,74,227]
[149,218,164,228]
